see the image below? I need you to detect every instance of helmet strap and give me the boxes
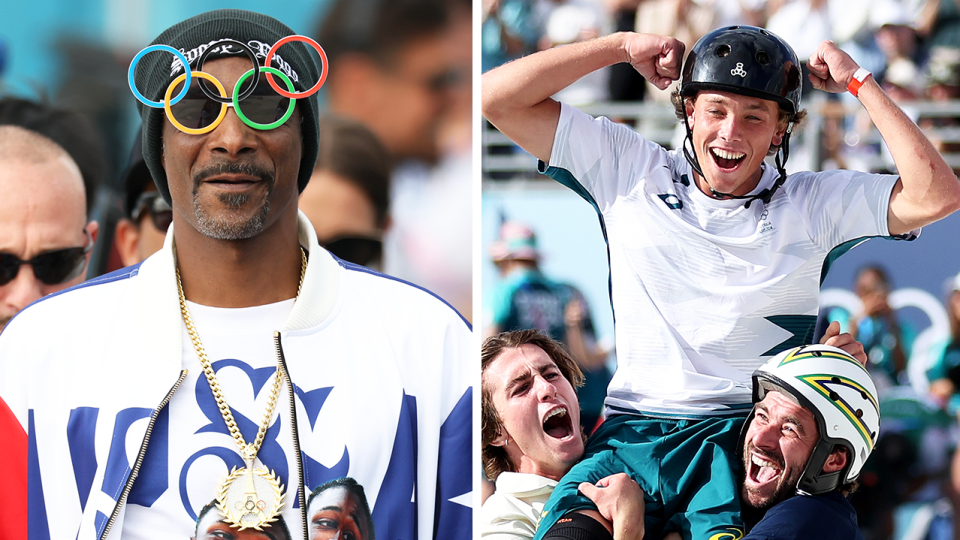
[796,440,846,495]
[682,112,706,180]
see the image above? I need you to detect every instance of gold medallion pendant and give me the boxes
[216,457,286,531]
[176,248,308,533]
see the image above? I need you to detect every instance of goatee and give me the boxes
[192,162,275,240]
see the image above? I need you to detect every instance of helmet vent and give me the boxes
[829,391,840,401]
[756,51,769,65]
[759,29,770,36]
[716,44,731,58]
[855,409,863,418]
[831,377,841,384]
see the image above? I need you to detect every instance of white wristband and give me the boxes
[847,67,872,97]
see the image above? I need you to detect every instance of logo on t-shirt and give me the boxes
[759,208,774,233]
[658,193,683,210]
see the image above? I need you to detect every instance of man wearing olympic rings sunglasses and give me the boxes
[0,125,97,332]
[0,9,472,540]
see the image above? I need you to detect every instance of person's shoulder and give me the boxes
[5,263,142,329]
[751,493,860,540]
[338,260,471,329]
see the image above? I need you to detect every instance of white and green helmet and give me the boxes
[752,344,881,495]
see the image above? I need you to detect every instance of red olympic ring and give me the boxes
[264,35,328,99]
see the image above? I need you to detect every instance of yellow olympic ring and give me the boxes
[164,71,228,135]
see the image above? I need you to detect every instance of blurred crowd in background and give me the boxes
[483,0,960,106]
[483,0,960,176]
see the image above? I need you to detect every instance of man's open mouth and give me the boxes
[710,148,746,170]
[542,406,573,439]
[748,452,783,487]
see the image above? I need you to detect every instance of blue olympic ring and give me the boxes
[129,44,192,108]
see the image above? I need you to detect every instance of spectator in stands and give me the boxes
[488,221,612,432]
[299,115,391,271]
[917,0,960,50]
[0,125,97,331]
[850,265,916,390]
[606,0,646,102]
[876,21,927,101]
[829,265,916,392]
[482,0,544,73]
[113,128,168,267]
[917,46,960,166]
[538,0,610,105]
[925,45,960,100]
[927,271,960,413]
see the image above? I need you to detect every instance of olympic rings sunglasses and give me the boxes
[129,35,327,135]
[131,191,173,232]
[0,229,94,286]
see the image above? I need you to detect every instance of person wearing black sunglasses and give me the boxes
[0,125,97,331]
[114,128,172,267]
[300,115,390,270]
[0,9,471,540]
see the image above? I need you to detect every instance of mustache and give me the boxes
[746,442,784,469]
[192,162,275,191]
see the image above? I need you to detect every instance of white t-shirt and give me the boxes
[122,299,299,539]
[480,472,558,539]
[545,103,906,417]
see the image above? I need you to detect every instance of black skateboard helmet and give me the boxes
[680,25,802,116]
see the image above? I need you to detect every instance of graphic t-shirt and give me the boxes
[121,299,301,539]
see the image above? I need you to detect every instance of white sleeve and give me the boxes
[784,169,906,251]
[479,493,538,539]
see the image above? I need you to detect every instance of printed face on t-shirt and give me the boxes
[307,485,370,540]
[192,503,291,540]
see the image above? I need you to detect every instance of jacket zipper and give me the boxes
[99,370,188,540]
[274,331,307,539]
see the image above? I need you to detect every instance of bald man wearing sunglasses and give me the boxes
[0,125,97,331]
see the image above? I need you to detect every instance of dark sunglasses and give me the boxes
[320,235,383,268]
[168,73,293,131]
[131,192,173,232]
[0,228,94,286]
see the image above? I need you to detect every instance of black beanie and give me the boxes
[132,9,321,204]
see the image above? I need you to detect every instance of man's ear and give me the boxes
[684,98,696,125]
[491,431,509,448]
[772,119,790,147]
[823,446,849,474]
[771,131,784,147]
[114,218,142,268]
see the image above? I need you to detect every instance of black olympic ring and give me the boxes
[195,39,261,104]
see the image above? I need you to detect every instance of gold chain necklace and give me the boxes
[176,247,306,531]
